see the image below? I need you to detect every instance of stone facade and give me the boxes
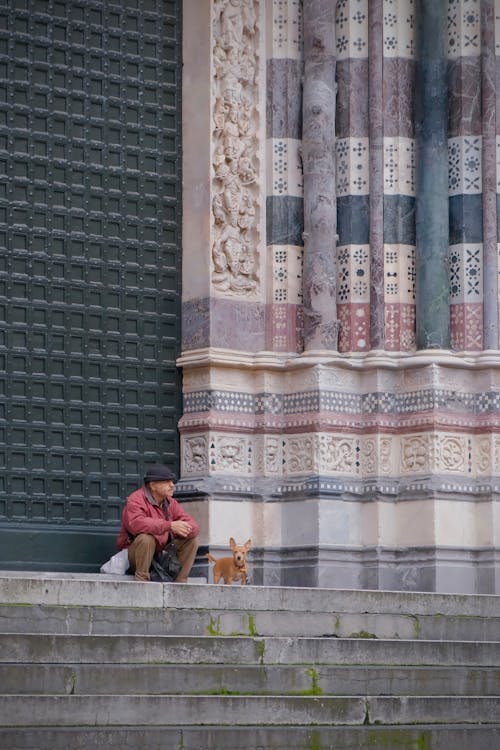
[180,0,500,594]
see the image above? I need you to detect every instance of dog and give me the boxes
[206,537,252,585]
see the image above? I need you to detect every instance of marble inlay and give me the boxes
[383,0,415,59]
[448,0,481,59]
[336,0,369,61]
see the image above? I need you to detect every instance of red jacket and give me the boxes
[116,486,199,553]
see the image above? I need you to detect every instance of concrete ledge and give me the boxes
[1,571,499,616]
[0,695,499,728]
[2,602,500,642]
[0,725,499,750]
[2,663,499,697]
[3,633,500,667]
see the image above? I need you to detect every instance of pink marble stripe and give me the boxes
[267,303,302,353]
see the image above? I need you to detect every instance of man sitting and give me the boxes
[117,464,199,582]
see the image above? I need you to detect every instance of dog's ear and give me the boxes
[244,539,252,550]
[229,537,236,550]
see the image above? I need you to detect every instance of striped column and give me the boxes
[448,0,483,351]
[368,0,384,349]
[482,0,500,349]
[382,0,417,351]
[496,4,500,342]
[266,0,304,353]
[335,0,371,353]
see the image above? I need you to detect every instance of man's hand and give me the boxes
[170,520,192,538]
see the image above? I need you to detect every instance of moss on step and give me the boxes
[304,668,323,696]
[364,727,432,748]
[254,638,265,664]
[206,616,222,636]
[247,613,258,636]
[406,614,421,638]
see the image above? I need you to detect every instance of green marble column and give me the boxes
[415,0,450,349]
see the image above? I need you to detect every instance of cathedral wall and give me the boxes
[180,0,500,594]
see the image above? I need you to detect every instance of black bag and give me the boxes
[149,541,181,582]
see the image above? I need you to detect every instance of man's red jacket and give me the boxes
[116,486,199,553]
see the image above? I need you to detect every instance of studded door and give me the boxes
[0,0,182,568]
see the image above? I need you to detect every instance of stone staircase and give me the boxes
[0,571,499,749]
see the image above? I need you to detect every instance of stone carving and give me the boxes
[215,435,248,472]
[362,438,377,475]
[286,436,314,473]
[401,435,428,472]
[494,438,500,474]
[477,437,491,475]
[212,0,260,296]
[264,436,281,474]
[183,435,208,475]
[379,438,393,474]
[319,435,357,474]
[438,436,466,473]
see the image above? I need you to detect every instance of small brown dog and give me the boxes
[206,537,252,585]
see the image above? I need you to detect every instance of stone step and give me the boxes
[1,602,498,641]
[2,573,499,748]
[3,632,500,667]
[2,572,500,618]
[0,694,499,728]
[1,725,500,750]
[1,662,499,697]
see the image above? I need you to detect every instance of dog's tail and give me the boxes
[206,552,217,564]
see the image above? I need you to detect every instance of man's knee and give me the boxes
[133,533,156,552]
[188,534,199,551]
[177,535,199,554]
[128,533,157,579]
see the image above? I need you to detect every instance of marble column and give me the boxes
[414,0,450,349]
[302,0,340,351]
[481,0,499,349]
[368,0,384,350]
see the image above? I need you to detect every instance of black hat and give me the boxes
[143,464,176,483]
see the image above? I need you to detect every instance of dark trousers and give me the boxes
[128,533,199,582]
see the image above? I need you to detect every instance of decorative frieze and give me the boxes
[181,427,500,481]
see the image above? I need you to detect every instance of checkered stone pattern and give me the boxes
[335,0,370,352]
[448,0,485,350]
[381,1,416,351]
[266,0,303,352]
[335,0,419,352]
[337,244,370,351]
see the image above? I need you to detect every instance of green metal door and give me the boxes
[0,0,182,571]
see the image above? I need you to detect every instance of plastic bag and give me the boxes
[99,548,130,575]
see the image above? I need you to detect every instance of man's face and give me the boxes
[149,479,175,498]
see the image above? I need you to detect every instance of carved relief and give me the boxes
[318,435,358,474]
[494,438,500,474]
[264,436,282,474]
[401,435,429,473]
[214,435,249,473]
[183,435,208,475]
[476,437,491,475]
[361,438,377,475]
[379,438,393,474]
[285,436,315,473]
[212,0,260,296]
[437,435,466,473]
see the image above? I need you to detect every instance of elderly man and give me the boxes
[117,464,199,582]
